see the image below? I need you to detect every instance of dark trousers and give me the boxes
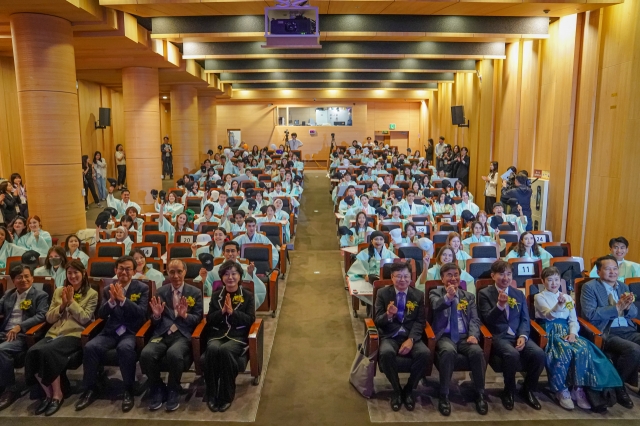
[491,336,545,393]
[82,332,137,390]
[436,335,486,395]
[484,196,496,212]
[204,338,247,403]
[84,178,100,206]
[140,332,190,391]
[162,157,173,176]
[0,333,27,390]
[604,327,640,384]
[116,165,127,186]
[379,336,429,394]
[24,336,81,387]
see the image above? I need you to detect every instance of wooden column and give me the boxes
[198,94,217,163]
[171,85,199,174]
[122,67,161,212]
[11,13,85,236]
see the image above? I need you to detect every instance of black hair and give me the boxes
[609,237,629,248]
[114,255,136,269]
[10,263,33,280]
[223,240,241,252]
[219,260,244,278]
[596,255,618,271]
[389,261,412,275]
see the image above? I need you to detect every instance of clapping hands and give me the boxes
[222,293,233,315]
[109,283,125,303]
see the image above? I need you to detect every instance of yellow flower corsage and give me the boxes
[232,295,244,304]
[457,300,468,312]
[507,297,518,310]
[405,301,417,314]
[130,293,141,302]
[623,292,636,302]
[565,301,574,311]
[20,299,32,310]
[186,296,195,307]
[74,293,82,302]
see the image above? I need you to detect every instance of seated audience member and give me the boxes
[194,228,227,258]
[462,220,497,253]
[34,246,68,288]
[418,245,475,294]
[76,256,149,413]
[429,262,487,416]
[342,194,376,227]
[580,255,640,409]
[106,186,140,220]
[95,225,133,256]
[387,206,408,227]
[491,202,527,234]
[454,191,479,220]
[194,204,220,231]
[433,192,454,215]
[446,232,471,270]
[505,231,553,269]
[204,261,255,413]
[0,264,49,411]
[478,260,545,411]
[347,231,397,283]
[233,217,279,269]
[256,204,289,243]
[534,266,622,412]
[24,260,98,416]
[8,216,29,249]
[339,212,375,248]
[129,248,165,289]
[23,216,53,257]
[588,237,640,280]
[154,192,184,220]
[374,261,429,412]
[398,191,428,217]
[140,259,203,412]
[0,226,27,270]
[223,210,247,235]
[64,234,89,267]
[196,241,266,304]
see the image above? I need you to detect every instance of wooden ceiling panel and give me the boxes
[490,2,606,16]
[326,0,395,14]
[0,0,104,23]
[377,1,456,15]
[434,1,519,16]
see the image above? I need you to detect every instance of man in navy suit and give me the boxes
[581,255,640,409]
[374,261,429,412]
[76,256,149,412]
[478,260,545,411]
[0,264,49,410]
[429,263,487,416]
[140,259,203,412]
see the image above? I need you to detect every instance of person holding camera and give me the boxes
[500,173,532,231]
[161,136,173,180]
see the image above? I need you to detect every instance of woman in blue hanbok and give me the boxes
[23,216,52,256]
[347,231,397,282]
[339,212,375,247]
[8,216,29,249]
[505,231,553,268]
[34,246,68,288]
[64,234,89,267]
[0,226,26,270]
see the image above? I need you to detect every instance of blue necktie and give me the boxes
[450,296,460,343]
[396,292,406,323]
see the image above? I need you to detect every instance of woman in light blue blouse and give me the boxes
[64,234,89,267]
[24,215,52,257]
[34,246,68,288]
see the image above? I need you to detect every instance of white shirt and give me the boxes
[602,281,629,328]
[534,289,580,335]
[5,287,31,331]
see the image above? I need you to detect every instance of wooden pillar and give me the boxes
[198,95,217,163]
[11,13,85,236]
[122,67,161,211]
[171,85,199,174]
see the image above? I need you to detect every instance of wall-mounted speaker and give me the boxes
[95,107,111,129]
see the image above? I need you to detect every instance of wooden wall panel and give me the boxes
[160,102,171,141]
[171,84,199,174]
[110,90,124,179]
[495,41,521,172]
[77,79,101,159]
[475,59,495,211]
[517,40,540,173]
[0,57,23,179]
[198,96,217,163]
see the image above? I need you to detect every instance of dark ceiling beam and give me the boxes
[231,82,438,90]
[183,41,505,58]
[204,58,476,73]
[152,15,548,36]
[219,71,454,82]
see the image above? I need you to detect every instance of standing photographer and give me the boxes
[288,132,303,151]
[500,173,533,231]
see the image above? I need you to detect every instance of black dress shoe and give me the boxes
[403,391,416,411]
[217,401,232,412]
[35,397,52,415]
[519,388,541,410]
[122,390,134,413]
[616,387,634,409]
[75,389,96,411]
[390,393,402,412]
[0,390,17,411]
[475,393,489,415]
[438,395,451,416]
[207,395,219,413]
[500,390,514,410]
[45,398,64,417]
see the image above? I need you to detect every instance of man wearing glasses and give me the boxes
[374,261,429,412]
[76,256,149,412]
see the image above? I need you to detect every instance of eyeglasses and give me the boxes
[392,274,411,281]
[116,267,134,273]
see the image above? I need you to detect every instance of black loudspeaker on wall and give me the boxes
[95,107,111,129]
[451,105,465,125]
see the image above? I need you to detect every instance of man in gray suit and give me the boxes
[581,254,640,409]
[0,264,49,410]
[429,263,487,416]
[140,259,203,412]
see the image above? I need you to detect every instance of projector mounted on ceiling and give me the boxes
[263,0,320,49]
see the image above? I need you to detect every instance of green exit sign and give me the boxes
[381,130,389,134]
[389,123,396,130]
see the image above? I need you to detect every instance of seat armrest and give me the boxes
[529,320,548,350]
[480,325,493,362]
[424,322,437,376]
[364,318,379,358]
[191,319,207,375]
[279,246,287,275]
[632,318,640,328]
[25,322,51,348]
[249,319,264,384]
[81,319,105,348]
[135,320,153,352]
[578,317,603,348]
[268,270,279,314]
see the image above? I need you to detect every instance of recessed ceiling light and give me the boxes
[162,96,168,99]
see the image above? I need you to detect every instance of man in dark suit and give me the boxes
[0,264,49,410]
[429,263,487,416]
[140,259,203,412]
[478,260,545,410]
[76,256,149,412]
[374,261,429,412]
[581,255,639,409]
[161,136,173,179]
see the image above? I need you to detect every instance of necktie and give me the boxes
[450,297,459,343]
[169,290,180,334]
[396,292,406,323]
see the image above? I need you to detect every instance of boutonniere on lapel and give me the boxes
[74,293,82,302]
[405,301,417,315]
[20,299,32,310]
[186,296,196,308]
[623,292,636,302]
[457,300,468,312]
[130,293,141,302]
[565,301,574,311]
[232,295,244,305]
[507,297,520,311]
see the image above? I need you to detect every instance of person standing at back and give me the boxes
[114,144,126,190]
[288,132,303,151]
[161,136,173,180]
[500,173,532,231]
